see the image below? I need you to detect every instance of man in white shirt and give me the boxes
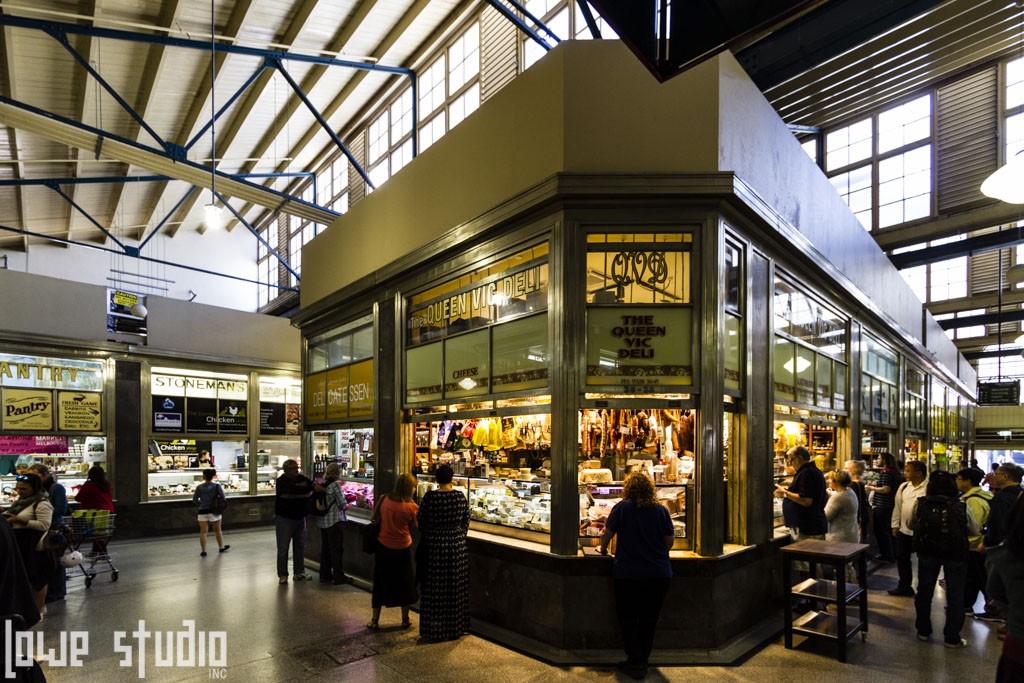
[889,460,928,596]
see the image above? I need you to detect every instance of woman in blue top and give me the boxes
[599,471,674,680]
[193,469,228,557]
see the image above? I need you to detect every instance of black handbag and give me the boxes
[361,521,380,554]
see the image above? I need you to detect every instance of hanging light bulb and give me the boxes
[204,201,225,230]
[981,151,1024,204]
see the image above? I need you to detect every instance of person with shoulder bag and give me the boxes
[29,463,68,604]
[314,463,351,585]
[366,474,419,630]
[192,469,229,558]
[911,471,978,648]
[2,472,57,613]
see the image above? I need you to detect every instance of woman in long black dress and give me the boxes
[417,463,470,641]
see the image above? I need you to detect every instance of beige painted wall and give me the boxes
[301,40,722,308]
[0,269,299,365]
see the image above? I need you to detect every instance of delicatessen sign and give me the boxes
[585,307,692,387]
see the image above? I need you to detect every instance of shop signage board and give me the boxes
[186,397,218,433]
[585,307,692,387]
[326,367,349,420]
[306,373,327,421]
[348,360,374,417]
[57,391,102,431]
[218,400,247,434]
[2,388,54,430]
[152,396,184,432]
[0,435,68,455]
[260,403,286,435]
[0,353,104,391]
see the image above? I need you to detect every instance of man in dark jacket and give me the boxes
[775,446,828,540]
[980,463,1024,623]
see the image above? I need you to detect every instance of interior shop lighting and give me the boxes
[981,151,1024,204]
[457,377,477,390]
[203,202,226,230]
[783,356,812,374]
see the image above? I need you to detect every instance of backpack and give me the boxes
[307,482,336,516]
[912,495,969,560]
[210,485,227,515]
[963,492,992,535]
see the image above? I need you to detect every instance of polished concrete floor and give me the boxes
[26,527,1000,682]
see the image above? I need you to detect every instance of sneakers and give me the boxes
[888,586,915,597]
[293,573,312,581]
[944,638,968,649]
[916,633,930,642]
[278,576,288,584]
[974,611,1007,623]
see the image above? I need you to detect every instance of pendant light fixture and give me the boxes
[204,0,225,230]
[981,1,1024,205]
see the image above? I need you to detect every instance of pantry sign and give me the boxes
[0,353,104,391]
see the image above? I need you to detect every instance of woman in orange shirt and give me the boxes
[367,473,419,630]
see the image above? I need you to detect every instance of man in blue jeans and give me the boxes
[275,459,313,583]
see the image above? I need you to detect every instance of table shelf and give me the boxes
[781,539,869,663]
[791,578,865,603]
[792,610,866,641]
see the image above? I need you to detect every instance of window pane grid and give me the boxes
[449,25,480,94]
[1008,56,1024,110]
[877,95,931,154]
[826,118,872,171]
[877,144,932,228]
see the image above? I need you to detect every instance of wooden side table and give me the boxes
[781,539,869,663]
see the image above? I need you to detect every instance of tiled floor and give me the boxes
[25,527,1001,682]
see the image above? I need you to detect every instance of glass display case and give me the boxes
[255,439,302,495]
[579,483,690,549]
[309,428,374,518]
[147,438,249,499]
[0,435,104,505]
[416,474,552,534]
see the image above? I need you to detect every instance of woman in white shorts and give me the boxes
[193,469,229,557]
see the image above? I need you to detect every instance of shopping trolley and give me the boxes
[61,511,118,587]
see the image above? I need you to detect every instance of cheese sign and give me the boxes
[57,391,102,431]
[3,388,54,430]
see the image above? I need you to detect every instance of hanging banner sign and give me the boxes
[57,391,102,431]
[2,388,54,430]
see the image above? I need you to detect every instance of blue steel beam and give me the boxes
[138,187,196,253]
[0,94,338,221]
[46,182,128,252]
[48,28,167,152]
[480,0,555,50]
[0,171,314,188]
[0,222,298,293]
[0,14,413,77]
[502,0,562,45]
[271,59,374,190]
[184,63,269,152]
[213,189,300,283]
[577,0,603,39]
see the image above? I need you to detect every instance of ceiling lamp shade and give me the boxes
[1007,263,1024,286]
[981,152,1024,204]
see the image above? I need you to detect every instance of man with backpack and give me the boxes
[911,471,979,648]
[957,468,992,616]
[889,460,928,596]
